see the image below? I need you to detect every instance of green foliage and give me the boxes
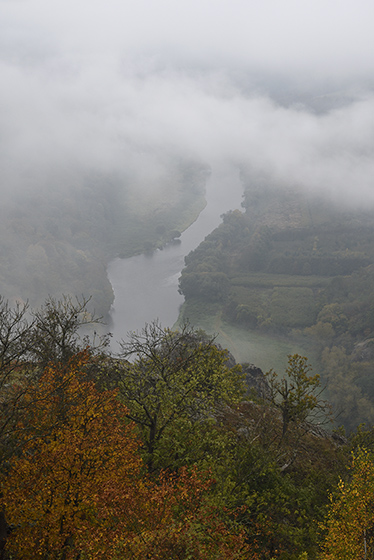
[113,321,244,470]
[230,272,329,289]
[322,346,374,433]
[200,399,344,559]
[178,178,374,431]
[0,351,253,560]
[0,297,357,559]
[270,287,317,328]
[179,270,231,302]
[266,354,332,439]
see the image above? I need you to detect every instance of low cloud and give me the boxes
[1,0,374,205]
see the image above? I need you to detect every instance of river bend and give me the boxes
[107,165,244,347]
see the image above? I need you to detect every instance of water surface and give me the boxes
[107,165,244,347]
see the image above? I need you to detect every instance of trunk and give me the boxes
[0,511,9,560]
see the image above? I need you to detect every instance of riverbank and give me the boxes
[107,165,244,346]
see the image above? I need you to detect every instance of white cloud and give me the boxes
[1,0,374,204]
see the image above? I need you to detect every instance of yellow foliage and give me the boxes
[321,448,374,560]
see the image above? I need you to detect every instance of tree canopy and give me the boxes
[321,449,374,560]
[0,296,368,559]
[0,350,252,560]
[265,354,332,440]
[114,321,244,470]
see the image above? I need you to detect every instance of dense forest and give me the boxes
[178,169,374,432]
[1,295,373,560]
[0,157,208,320]
[3,0,374,557]
[2,162,374,558]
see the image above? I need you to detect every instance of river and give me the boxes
[107,164,244,348]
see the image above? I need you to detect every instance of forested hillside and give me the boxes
[0,158,208,319]
[0,295,372,560]
[179,169,374,431]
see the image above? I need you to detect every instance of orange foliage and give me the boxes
[1,352,141,558]
[0,352,255,559]
[96,466,254,560]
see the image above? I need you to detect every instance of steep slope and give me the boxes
[179,170,374,430]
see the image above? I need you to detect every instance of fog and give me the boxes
[1,0,374,204]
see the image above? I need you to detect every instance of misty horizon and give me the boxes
[1,0,374,207]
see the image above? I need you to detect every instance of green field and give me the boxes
[178,301,318,374]
[177,183,374,430]
[230,272,330,289]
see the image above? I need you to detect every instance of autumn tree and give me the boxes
[0,296,108,467]
[321,448,374,560]
[0,351,141,558]
[98,466,255,560]
[113,321,244,470]
[0,298,34,463]
[0,350,256,560]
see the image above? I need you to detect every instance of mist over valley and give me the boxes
[1,0,374,429]
[3,4,374,557]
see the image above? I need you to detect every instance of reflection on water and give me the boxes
[107,165,244,347]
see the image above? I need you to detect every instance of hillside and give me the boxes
[0,299,356,559]
[0,158,208,319]
[178,169,374,431]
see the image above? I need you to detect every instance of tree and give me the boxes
[0,351,141,559]
[0,351,254,560]
[0,297,33,379]
[205,397,345,560]
[0,296,107,468]
[99,466,255,560]
[114,321,244,470]
[321,449,374,560]
[265,354,332,441]
[29,294,106,367]
[178,271,231,302]
[0,294,105,374]
[0,298,35,462]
